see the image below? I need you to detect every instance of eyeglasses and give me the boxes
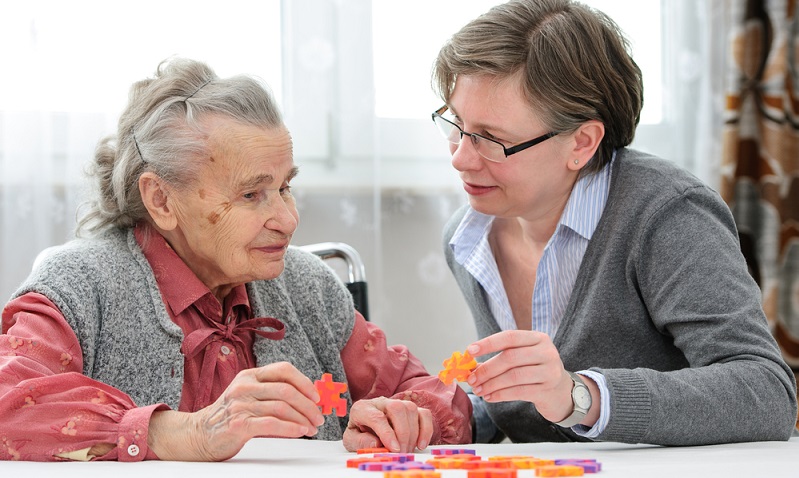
[431,105,558,163]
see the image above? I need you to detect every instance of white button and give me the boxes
[127,444,140,456]
[220,345,231,355]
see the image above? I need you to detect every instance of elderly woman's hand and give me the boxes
[147,361,324,461]
[342,396,434,453]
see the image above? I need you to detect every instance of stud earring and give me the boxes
[574,159,579,165]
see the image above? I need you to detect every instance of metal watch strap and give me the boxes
[554,371,590,428]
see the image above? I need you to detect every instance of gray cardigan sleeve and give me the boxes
[596,183,797,445]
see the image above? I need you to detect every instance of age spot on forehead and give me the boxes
[209,156,216,163]
[198,189,206,199]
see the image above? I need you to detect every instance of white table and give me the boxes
[1,437,798,477]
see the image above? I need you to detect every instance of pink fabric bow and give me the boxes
[181,316,286,409]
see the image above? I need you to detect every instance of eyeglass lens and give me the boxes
[434,116,460,143]
[434,115,504,162]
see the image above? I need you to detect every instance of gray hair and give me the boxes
[432,0,643,175]
[77,57,284,235]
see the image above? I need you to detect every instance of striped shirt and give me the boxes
[450,156,614,440]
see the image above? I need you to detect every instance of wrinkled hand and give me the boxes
[466,330,573,423]
[343,397,433,453]
[148,361,324,461]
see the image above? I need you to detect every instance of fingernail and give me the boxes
[418,440,428,450]
[466,345,478,354]
[390,440,400,451]
[472,385,482,394]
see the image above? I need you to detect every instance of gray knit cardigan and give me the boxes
[444,148,798,445]
[14,228,355,441]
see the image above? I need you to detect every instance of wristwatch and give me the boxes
[554,371,592,428]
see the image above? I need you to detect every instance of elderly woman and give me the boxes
[0,58,471,462]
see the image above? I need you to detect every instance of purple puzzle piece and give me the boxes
[554,459,602,473]
[358,462,396,471]
[390,461,436,471]
[375,453,416,463]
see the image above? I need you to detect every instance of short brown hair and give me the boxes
[433,0,643,174]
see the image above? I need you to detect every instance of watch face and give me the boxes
[574,386,592,409]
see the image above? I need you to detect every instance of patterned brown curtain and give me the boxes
[722,0,799,427]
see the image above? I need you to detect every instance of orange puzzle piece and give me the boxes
[438,350,477,385]
[535,465,585,477]
[357,447,391,454]
[384,472,442,478]
[489,456,555,469]
[467,469,518,478]
[314,373,348,416]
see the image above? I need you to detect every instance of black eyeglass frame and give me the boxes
[432,105,558,162]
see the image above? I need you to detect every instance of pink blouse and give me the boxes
[0,226,471,461]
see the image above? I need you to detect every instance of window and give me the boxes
[373,1,662,124]
[0,0,702,189]
[0,0,284,300]
[0,0,282,114]
[367,0,669,189]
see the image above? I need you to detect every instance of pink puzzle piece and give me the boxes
[314,373,348,416]
[431,448,477,455]
[467,469,518,478]
[346,456,395,468]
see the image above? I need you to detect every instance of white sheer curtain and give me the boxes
[0,0,721,373]
[0,0,282,319]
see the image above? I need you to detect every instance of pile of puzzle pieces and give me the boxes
[317,373,602,477]
[348,447,602,477]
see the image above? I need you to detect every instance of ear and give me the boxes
[139,172,178,231]
[568,120,605,171]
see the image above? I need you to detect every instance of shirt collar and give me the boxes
[134,222,250,318]
[450,208,494,265]
[559,152,614,241]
